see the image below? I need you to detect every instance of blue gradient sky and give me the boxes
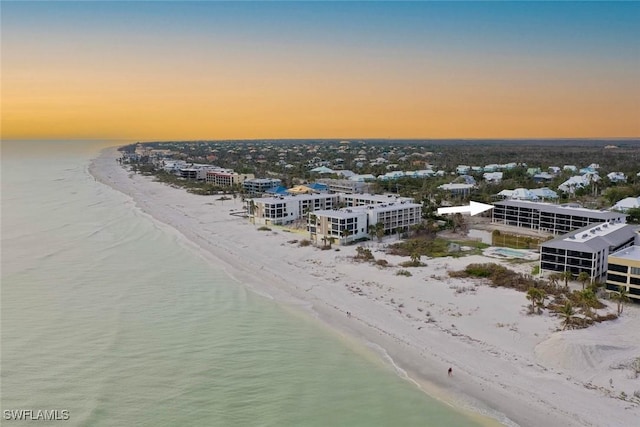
[2,1,639,139]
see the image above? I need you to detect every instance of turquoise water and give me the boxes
[493,248,526,258]
[1,141,484,426]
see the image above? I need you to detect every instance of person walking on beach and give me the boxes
[448,367,453,377]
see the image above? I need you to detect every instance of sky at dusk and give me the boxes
[2,1,639,140]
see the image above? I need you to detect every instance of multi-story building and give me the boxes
[242,178,282,197]
[539,222,637,281]
[206,170,254,187]
[179,164,221,180]
[249,192,420,229]
[492,200,626,235]
[606,245,640,302]
[249,194,339,225]
[340,193,414,207]
[316,178,371,194]
[309,209,369,244]
[309,201,423,245]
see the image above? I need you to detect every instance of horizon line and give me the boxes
[4,136,640,143]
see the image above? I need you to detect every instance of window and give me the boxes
[631,267,640,275]
[608,264,628,273]
[607,273,627,283]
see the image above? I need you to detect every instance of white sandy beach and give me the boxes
[90,147,640,427]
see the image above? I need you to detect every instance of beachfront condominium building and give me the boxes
[606,245,640,302]
[316,178,371,194]
[492,200,626,235]
[206,170,255,187]
[242,178,282,196]
[249,194,339,225]
[249,193,417,226]
[539,222,637,281]
[340,193,414,207]
[309,201,423,245]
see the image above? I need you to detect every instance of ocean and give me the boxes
[1,141,485,426]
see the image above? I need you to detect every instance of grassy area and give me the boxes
[491,230,550,249]
[388,237,488,258]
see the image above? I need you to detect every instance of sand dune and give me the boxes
[90,147,640,427]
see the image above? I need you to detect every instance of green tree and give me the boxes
[341,228,352,245]
[576,289,598,318]
[612,285,630,315]
[526,288,546,314]
[625,207,640,224]
[561,270,573,290]
[375,222,385,242]
[559,302,575,330]
[577,271,591,290]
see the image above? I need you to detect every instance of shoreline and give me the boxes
[89,146,640,427]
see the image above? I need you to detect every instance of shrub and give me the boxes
[399,260,423,268]
[257,226,271,231]
[396,269,412,277]
[354,246,374,261]
[376,259,390,267]
[299,239,311,247]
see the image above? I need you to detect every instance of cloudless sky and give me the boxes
[2,1,639,140]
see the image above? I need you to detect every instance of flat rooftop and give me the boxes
[567,222,629,243]
[494,199,626,220]
[609,245,640,261]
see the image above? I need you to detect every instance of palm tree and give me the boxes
[559,302,575,330]
[368,224,376,241]
[526,288,546,314]
[308,213,317,242]
[375,222,385,242]
[612,285,630,315]
[341,228,352,245]
[577,289,597,317]
[548,273,560,289]
[577,271,591,290]
[561,270,573,290]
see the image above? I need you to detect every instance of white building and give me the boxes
[242,178,281,196]
[483,172,503,183]
[540,222,637,281]
[340,193,414,207]
[607,172,627,183]
[249,194,339,226]
[206,170,254,187]
[558,173,600,193]
[438,183,475,197]
[310,201,423,245]
[611,197,640,213]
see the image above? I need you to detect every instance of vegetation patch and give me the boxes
[375,259,390,268]
[491,230,550,249]
[298,239,311,247]
[353,246,375,262]
[257,226,272,231]
[449,263,616,329]
[387,237,450,258]
[396,269,412,277]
